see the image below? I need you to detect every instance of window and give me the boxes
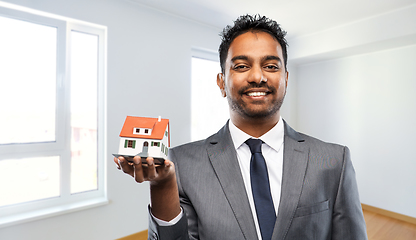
[0,4,107,227]
[161,144,168,155]
[191,49,229,141]
[125,140,136,149]
[133,128,151,135]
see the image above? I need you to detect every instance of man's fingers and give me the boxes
[132,156,141,165]
[164,159,173,168]
[115,156,175,184]
[118,157,134,176]
[113,157,121,170]
[146,157,157,180]
[133,156,145,183]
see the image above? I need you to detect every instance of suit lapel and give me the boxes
[273,122,309,240]
[206,123,259,240]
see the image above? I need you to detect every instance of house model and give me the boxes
[113,116,170,164]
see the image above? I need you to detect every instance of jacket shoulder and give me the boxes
[299,132,346,150]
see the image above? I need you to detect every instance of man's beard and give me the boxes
[226,82,286,119]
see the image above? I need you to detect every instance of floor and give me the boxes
[364,209,416,240]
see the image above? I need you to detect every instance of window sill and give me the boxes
[0,197,109,229]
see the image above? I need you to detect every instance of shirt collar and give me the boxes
[228,116,284,152]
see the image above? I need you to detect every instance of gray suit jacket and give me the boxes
[148,121,367,240]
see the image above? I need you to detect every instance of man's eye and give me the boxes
[265,65,278,70]
[234,65,248,70]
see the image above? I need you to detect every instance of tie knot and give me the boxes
[245,138,263,154]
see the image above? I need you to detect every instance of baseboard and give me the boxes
[117,229,148,240]
[362,203,416,225]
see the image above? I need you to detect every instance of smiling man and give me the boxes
[217,30,288,138]
[115,14,367,240]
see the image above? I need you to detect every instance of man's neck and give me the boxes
[230,112,280,138]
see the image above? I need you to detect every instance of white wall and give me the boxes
[289,4,416,218]
[0,0,220,239]
[295,45,416,218]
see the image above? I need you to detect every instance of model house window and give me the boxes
[151,142,160,147]
[133,128,151,135]
[0,4,107,227]
[191,49,229,141]
[161,145,168,155]
[162,145,168,155]
[125,140,136,148]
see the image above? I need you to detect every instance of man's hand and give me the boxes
[114,156,175,184]
[114,156,181,221]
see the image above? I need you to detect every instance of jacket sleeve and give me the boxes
[148,206,190,240]
[331,146,368,239]
[147,147,197,240]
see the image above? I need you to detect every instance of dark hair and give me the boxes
[218,14,288,73]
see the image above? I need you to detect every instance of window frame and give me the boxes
[0,3,107,228]
[190,48,229,142]
[126,140,136,149]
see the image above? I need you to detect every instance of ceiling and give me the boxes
[126,0,416,39]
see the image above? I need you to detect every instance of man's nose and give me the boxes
[248,65,266,84]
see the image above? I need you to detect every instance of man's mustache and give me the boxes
[237,82,276,95]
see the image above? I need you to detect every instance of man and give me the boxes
[115,14,367,240]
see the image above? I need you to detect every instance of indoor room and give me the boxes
[0,0,415,239]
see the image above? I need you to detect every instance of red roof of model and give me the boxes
[119,116,170,146]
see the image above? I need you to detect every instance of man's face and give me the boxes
[217,31,288,121]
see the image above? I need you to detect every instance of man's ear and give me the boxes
[217,73,226,97]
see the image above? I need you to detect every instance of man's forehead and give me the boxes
[230,55,282,63]
[227,32,283,61]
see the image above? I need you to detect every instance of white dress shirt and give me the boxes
[152,117,285,240]
[228,117,284,240]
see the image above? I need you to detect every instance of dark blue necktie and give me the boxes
[246,138,276,240]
